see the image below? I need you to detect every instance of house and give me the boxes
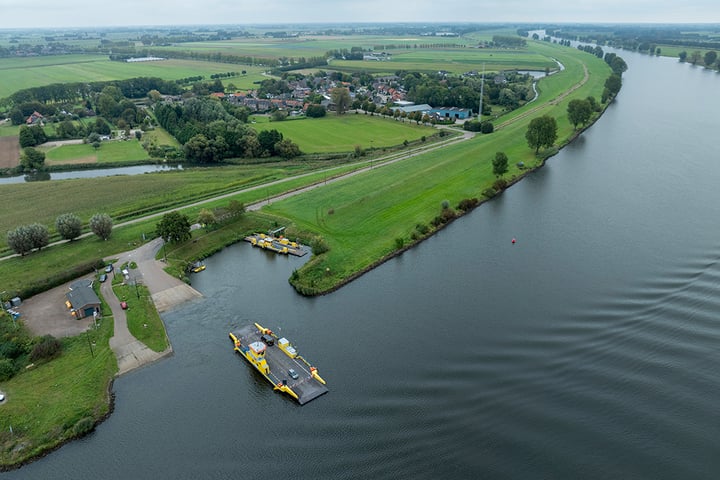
[430,107,473,120]
[26,111,44,125]
[66,279,101,319]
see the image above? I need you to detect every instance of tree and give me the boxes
[604,74,622,98]
[567,99,593,129]
[275,138,301,159]
[305,104,326,118]
[257,129,283,156]
[678,51,688,62]
[55,213,82,241]
[270,109,288,122]
[197,209,217,227]
[89,213,113,240]
[689,51,702,65]
[20,147,46,171]
[7,225,34,256]
[525,115,558,154]
[492,152,509,178]
[228,200,245,216]
[330,87,351,114]
[704,51,717,67]
[156,211,191,243]
[18,126,37,148]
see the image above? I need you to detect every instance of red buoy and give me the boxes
[511,238,516,244]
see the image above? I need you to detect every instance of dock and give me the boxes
[229,323,328,405]
[244,233,308,256]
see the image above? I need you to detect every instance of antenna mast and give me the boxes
[478,63,485,121]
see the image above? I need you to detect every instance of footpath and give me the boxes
[102,237,202,375]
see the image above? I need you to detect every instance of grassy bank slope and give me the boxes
[265,42,612,293]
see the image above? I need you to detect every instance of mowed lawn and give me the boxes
[251,115,437,153]
[44,140,149,164]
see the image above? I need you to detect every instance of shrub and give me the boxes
[482,187,497,198]
[493,178,508,191]
[441,200,450,210]
[431,216,444,227]
[73,417,95,436]
[480,121,494,134]
[29,335,62,362]
[311,236,330,255]
[0,358,17,381]
[415,223,429,235]
[457,198,479,211]
[441,208,456,222]
[395,237,405,249]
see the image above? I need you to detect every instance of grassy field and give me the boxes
[251,114,437,153]
[0,317,116,467]
[44,139,150,164]
[0,55,268,99]
[330,47,558,75]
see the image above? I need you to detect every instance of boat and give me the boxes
[228,323,328,405]
[190,262,206,273]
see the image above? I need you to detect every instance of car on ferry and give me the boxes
[288,368,299,380]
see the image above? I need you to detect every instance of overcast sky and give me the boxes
[1,0,719,29]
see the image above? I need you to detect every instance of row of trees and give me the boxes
[679,50,720,70]
[4,76,181,111]
[6,213,113,256]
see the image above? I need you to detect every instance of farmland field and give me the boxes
[329,47,558,74]
[0,55,269,99]
[44,139,150,164]
[251,114,437,153]
[0,136,20,168]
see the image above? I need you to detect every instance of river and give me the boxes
[4,50,720,479]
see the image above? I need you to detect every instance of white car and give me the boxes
[0,393,5,402]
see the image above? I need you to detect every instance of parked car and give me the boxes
[104,264,113,273]
[288,368,299,380]
[99,274,107,283]
[261,334,274,346]
[0,393,5,402]
[120,301,128,310]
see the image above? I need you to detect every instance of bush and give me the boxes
[0,358,17,381]
[310,236,330,255]
[395,237,405,249]
[441,208,456,222]
[415,223,429,235]
[493,178,508,191]
[29,335,62,362]
[73,417,95,436]
[480,121,494,134]
[482,187,497,198]
[457,198,479,211]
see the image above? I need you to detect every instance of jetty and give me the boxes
[244,232,307,256]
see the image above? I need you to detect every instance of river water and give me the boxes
[5,51,720,479]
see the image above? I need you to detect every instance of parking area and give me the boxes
[14,275,99,338]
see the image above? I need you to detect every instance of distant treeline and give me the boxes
[2,76,182,107]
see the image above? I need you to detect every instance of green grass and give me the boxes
[142,127,181,148]
[113,283,168,353]
[0,124,19,137]
[0,55,268,99]
[252,114,436,153]
[0,318,116,467]
[330,48,557,75]
[44,139,150,164]
[264,41,613,293]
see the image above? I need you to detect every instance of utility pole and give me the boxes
[478,63,485,121]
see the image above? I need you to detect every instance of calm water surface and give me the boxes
[4,51,720,479]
